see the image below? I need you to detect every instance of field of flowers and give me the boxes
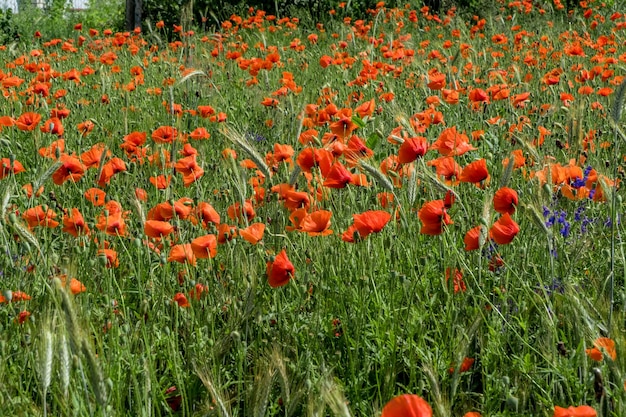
[0,0,625,415]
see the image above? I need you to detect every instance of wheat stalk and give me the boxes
[58,331,70,399]
[220,126,271,181]
[608,77,626,332]
[194,363,231,417]
[320,377,352,417]
[41,326,54,417]
[33,160,62,195]
[358,160,394,192]
[81,339,108,408]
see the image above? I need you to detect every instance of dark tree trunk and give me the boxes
[125,0,143,30]
[425,0,441,13]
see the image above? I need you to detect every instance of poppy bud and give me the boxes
[506,395,518,411]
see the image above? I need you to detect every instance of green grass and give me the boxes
[0,1,625,416]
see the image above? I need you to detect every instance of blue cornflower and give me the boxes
[588,189,596,200]
[574,204,586,221]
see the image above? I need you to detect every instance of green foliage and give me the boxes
[76,0,125,31]
[0,8,19,45]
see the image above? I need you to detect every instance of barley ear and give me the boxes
[8,214,44,260]
[194,363,231,417]
[55,278,81,354]
[499,154,515,188]
[423,363,450,417]
[611,78,626,124]
[33,160,63,194]
[220,126,272,181]
[177,70,206,86]
[479,192,493,248]
[40,324,54,417]
[358,160,394,192]
[321,377,353,417]
[81,339,108,408]
[251,358,275,417]
[58,331,70,399]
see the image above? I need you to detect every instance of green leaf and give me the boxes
[351,115,365,128]
[366,132,380,150]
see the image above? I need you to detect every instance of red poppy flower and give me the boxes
[120,131,147,156]
[168,244,197,265]
[493,187,518,214]
[97,157,126,187]
[77,120,95,136]
[84,188,106,206]
[150,175,171,189]
[427,156,462,184]
[151,126,178,144]
[489,213,519,245]
[189,127,210,140]
[267,250,295,288]
[0,116,15,128]
[283,190,310,211]
[511,92,531,108]
[355,99,375,118]
[172,293,190,308]
[398,136,428,164]
[464,226,483,251]
[16,112,42,131]
[272,143,295,164]
[227,200,256,222]
[80,143,109,169]
[52,155,86,185]
[418,200,453,235]
[97,248,119,268]
[329,115,357,139]
[449,356,474,374]
[95,201,127,236]
[22,183,44,198]
[196,202,220,227]
[353,210,392,238]
[585,337,616,361]
[144,220,175,239]
[190,235,218,259]
[427,69,446,90]
[197,105,215,118]
[381,394,432,417]
[23,206,59,228]
[239,223,266,244]
[261,97,279,107]
[174,154,204,186]
[135,187,148,201]
[553,405,596,417]
[299,210,333,236]
[323,162,352,188]
[62,208,90,237]
[40,117,64,136]
[468,88,489,104]
[216,223,237,244]
[10,291,32,302]
[459,159,489,184]
[0,158,25,179]
[16,311,31,325]
[430,127,476,157]
[68,278,86,295]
